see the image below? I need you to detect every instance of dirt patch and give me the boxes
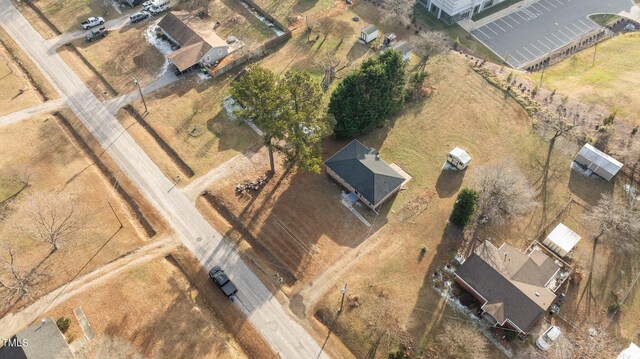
[0,114,155,317]
[47,256,249,358]
[123,105,195,178]
[0,27,57,108]
[53,111,157,237]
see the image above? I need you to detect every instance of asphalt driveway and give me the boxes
[471,0,640,68]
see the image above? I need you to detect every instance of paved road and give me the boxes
[44,14,135,49]
[0,3,329,358]
[0,98,66,127]
[471,0,640,68]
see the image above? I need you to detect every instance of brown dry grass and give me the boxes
[47,257,249,358]
[0,114,152,313]
[34,0,121,34]
[126,76,260,179]
[73,25,166,95]
[57,45,114,101]
[0,27,58,106]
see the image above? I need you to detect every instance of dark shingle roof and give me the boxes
[0,318,72,359]
[324,140,404,207]
[456,254,546,332]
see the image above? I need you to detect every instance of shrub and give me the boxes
[603,111,616,126]
[453,36,461,50]
[450,188,478,227]
[56,317,71,333]
[505,330,518,341]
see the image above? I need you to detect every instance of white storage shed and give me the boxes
[543,223,581,257]
[574,143,623,181]
[359,25,379,43]
[447,147,471,170]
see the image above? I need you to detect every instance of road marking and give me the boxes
[543,0,557,8]
[475,27,491,39]
[486,25,499,35]
[498,18,513,29]
[572,22,586,33]
[545,35,559,47]
[551,32,566,43]
[515,12,528,21]
[536,2,551,11]
[529,42,544,54]
[521,46,537,58]
[537,39,552,51]
[551,0,564,5]
[578,19,594,30]
[492,22,506,32]
[563,26,578,37]
[507,14,520,25]
[514,49,529,62]
[529,5,544,14]
[557,28,573,40]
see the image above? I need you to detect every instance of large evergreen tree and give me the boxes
[328,50,406,138]
[230,66,332,173]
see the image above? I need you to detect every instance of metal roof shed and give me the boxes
[574,143,623,181]
[543,223,581,257]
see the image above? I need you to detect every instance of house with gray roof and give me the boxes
[0,318,73,359]
[324,140,404,211]
[455,241,562,334]
[391,41,412,62]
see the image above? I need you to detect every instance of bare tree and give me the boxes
[0,243,46,310]
[333,20,352,48]
[317,17,336,39]
[620,139,640,180]
[549,325,620,359]
[70,335,144,359]
[583,193,640,251]
[411,31,449,68]
[17,192,87,255]
[380,0,416,26]
[434,322,489,359]
[473,163,537,226]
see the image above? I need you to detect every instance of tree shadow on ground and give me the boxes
[567,166,615,206]
[435,166,466,198]
[346,41,370,62]
[408,222,465,352]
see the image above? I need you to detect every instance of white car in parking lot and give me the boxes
[536,326,561,351]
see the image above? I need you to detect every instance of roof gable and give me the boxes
[456,241,559,332]
[325,140,404,206]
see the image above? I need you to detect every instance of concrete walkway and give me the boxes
[0,98,66,127]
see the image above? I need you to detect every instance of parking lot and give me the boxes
[471,0,636,68]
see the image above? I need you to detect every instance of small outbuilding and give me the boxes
[574,143,623,181]
[359,25,379,43]
[447,147,471,170]
[0,317,73,359]
[543,223,581,257]
[391,41,412,62]
[324,140,405,211]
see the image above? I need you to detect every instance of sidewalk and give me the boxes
[458,0,542,31]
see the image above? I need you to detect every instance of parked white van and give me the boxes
[149,0,171,14]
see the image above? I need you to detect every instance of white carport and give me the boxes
[543,223,581,257]
[574,143,623,181]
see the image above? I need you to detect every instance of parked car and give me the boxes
[129,11,150,23]
[85,27,109,42]
[81,17,105,30]
[209,266,238,299]
[148,0,171,14]
[536,326,561,351]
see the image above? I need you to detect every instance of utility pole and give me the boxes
[592,42,598,67]
[338,283,347,313]
[133,77,147,114]
[539,59,547,89]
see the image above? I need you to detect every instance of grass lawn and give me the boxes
[35,0,121,34]
[253,0,337,25]
[529,33,640,127]
[0,115,150,314]
[413,5,502,63]
[471,0,523,21]
[209,0,280,45]
[0,27,57,113]
[124,76,260,179]
[73,24,166,95]
[589,14,620,27]
[47,257,249,358]
[304,52,638,357]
